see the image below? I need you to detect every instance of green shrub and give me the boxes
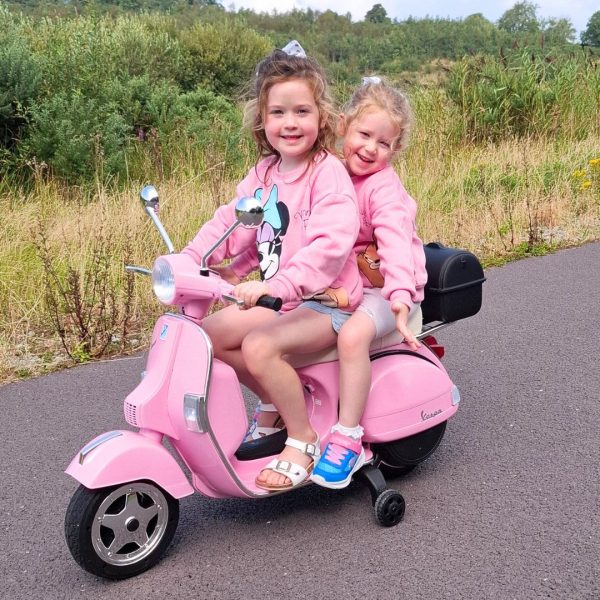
[177,22,271,95]
[447,50,600,142]
[182,88,248,171]
[115,83,249,181]
[24,92,130,182]
[0,10,42,152]
[147,87,249,179]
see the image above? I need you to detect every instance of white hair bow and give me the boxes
[281,40,307,58]
[362,76,382,85]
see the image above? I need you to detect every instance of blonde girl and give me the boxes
[310,78,428,489]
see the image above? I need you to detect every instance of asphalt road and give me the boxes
[1,243,599,600]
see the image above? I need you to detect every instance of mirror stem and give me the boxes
[145,206,175,254]
[200,221,241,269]
[125,265,152,276]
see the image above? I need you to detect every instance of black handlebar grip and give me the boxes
[256,295,283,311]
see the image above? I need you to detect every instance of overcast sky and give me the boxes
[227,0,597,37]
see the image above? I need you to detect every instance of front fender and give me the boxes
[65,430,194,499]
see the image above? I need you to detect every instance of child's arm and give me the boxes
[229,246,259,280]
[181,201,256,267]
[210,246,259,286]
[370,181,423,310]
[391,301,420,350]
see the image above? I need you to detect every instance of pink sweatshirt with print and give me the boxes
[182,152,363,312]
[353,165,427,308]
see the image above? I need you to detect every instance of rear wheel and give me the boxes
[377,463,416,479]
[65,481,179,580]
[373,421,447,470]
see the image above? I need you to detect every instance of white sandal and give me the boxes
[244,402,285,442]
[255,435,321,491]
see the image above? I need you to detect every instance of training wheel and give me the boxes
[374,489,405,527]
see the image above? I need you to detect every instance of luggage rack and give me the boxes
[417,320,454,340]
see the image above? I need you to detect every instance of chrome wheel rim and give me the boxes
[91,482,169,566]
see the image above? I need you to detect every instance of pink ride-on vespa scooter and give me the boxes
[64,185,485,580]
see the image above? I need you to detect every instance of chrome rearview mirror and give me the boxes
[235,196,264,228]
[139,185,175,254]
[140,185,160,211]
[201,196,263,270]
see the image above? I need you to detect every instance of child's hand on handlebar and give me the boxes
[233,281,273,309]
[391,301,421,351]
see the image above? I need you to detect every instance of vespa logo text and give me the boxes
[421,408,442,421]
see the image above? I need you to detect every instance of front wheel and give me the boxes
[65,481,179,580]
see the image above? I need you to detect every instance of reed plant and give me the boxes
[445,50,600,142]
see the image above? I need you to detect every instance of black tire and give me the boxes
[374,420,447,469]
[378,463,416,479]
[374,489,405,527]
[65,481,179,580]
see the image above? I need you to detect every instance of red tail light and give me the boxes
[422,335,445,359]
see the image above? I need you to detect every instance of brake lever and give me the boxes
[221,293,245,307]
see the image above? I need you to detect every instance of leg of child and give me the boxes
[309,311,375,489]
[337,288,404,426]
[202,303,279,400]
[242,307,338,488]
[337,311,377,426]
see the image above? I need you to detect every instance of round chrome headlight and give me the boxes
[152,258,175,304]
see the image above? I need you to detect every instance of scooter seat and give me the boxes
[287,306,423,369]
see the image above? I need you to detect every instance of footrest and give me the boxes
[234,428,288,461]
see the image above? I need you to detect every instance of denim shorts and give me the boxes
[299,301,353,333]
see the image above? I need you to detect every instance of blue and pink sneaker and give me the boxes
[310,431,366,489]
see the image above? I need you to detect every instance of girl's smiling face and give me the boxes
[342,108,399,177]
[264,79,320,172]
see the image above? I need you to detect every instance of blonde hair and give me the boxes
[243,49,337,172]
[343,79,413,153]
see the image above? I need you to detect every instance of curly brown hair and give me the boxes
[243,49,337,173]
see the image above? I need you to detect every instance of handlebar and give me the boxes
[125,265,151,276]
[221,292,282,311]
[256,295,283,311]
[131,253,283,313]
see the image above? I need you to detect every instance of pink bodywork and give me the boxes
[66,254,457,500]
[65,429,194,499]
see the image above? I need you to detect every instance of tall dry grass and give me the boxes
[2,135,598,382]
[0,172,239,380]
[403,135,600,253]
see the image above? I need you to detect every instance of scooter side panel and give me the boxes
[362,351,457,443]
[185,361,343,499]
[123,315,183,438]
[167,346,248,459]
[295,362,340,441]
[65,430,194,499]
[206,361,249,456]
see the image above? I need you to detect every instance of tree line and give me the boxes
[1,1,599,185]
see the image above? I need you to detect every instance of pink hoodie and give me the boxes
[182,152,363,312]
[352,165,427,308]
